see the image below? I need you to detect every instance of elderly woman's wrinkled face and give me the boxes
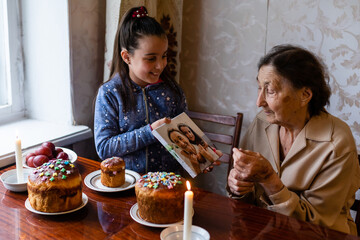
[256,65,305,126]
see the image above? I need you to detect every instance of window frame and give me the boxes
[0,0,25,125]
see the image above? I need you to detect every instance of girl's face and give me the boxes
[170,131,193,152]
[127,35,168,87]
[179,126,195,142]
[256,65,306,126]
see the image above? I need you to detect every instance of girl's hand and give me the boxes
[227,168,254,195]
[203,165,214,173]
[150,117,171,130]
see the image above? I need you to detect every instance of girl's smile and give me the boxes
[126,35,168,87]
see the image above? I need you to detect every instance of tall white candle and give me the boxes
[15,134,24,183]
[183,181,193,240]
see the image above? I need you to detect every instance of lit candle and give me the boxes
[183,181,193,240]
[15,133,24,183]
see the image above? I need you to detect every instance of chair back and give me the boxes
[350,155,360,235]
[186,110,243,177]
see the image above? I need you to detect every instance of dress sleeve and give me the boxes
[94,85,156,160]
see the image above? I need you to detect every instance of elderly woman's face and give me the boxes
[256,65,306,126]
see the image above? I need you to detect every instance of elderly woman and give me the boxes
[227,44,360,235]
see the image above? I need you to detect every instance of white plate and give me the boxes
[160,225,210,240]
[23,147,78,168]
[0,168,33,192]
[130,203,186,228]
[25,193,88,215]
[84,169,140,192]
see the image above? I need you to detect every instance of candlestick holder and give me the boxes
[0,168,32,192]
[160,225,210,240]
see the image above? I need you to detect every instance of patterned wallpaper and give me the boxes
[181,0,360,150]
[267,0,360,150]
[181,0,267,132]
[180,0,360,195]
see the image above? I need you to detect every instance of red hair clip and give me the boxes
[132,6,148,18]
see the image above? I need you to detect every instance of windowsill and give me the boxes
[0,118,93,168]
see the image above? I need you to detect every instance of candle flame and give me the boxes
[186,181,191,191]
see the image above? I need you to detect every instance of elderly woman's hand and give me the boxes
[232,148,284,195]
[228,168,254,195]
[232,148,274,182]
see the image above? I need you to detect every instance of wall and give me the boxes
[181,0,267,195]
[180,0,360,195]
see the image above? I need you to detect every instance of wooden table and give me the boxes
[0,157,359,240]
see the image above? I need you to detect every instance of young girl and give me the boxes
[94,6,187,174]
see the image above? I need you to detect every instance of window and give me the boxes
[0,0,24,124]
[0,0,9,107]
[0,0,93,168]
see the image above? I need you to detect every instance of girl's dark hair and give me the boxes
[257,44,331,117]
[107,6,182,110]
[178,124,204,145]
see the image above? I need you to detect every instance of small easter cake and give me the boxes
[100,157,125,187]
[27,159,82,213]
[135,172,187,224]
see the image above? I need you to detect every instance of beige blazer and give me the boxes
[236,110,360,235]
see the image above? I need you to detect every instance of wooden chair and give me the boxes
[350,155,360,235]
[186,110,243,177]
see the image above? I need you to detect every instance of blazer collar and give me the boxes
[304,112,332,142]
[258,112,280,172]
[259,111,332,170]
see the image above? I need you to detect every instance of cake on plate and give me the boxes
[100,157,126,187]
[135,172,187,224]
[27,159,82,213]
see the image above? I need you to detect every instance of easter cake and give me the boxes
[100,157,125,187]
[135,172,187,224]
[27,159,82,213]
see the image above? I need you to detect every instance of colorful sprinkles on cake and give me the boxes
[139,172,183,189]
[31,159,75,182]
